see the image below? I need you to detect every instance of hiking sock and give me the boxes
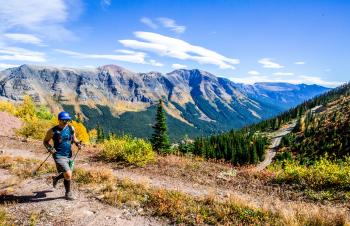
[52,173,64,188]
[63,179,71,194]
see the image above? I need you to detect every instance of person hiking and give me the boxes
[43,111,82,200]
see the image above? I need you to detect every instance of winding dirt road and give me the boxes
[255,120,296,171]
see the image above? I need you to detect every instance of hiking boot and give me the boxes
[65,192,76,200]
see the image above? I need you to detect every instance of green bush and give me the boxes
[36,106,53,120]
[100,135,156,166]
[269,155,350,189]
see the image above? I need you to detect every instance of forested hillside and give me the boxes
[182,82,349,165]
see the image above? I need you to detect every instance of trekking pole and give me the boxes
[32,152,51,176]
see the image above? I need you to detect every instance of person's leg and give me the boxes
[52,173,64,188]
[63,170,75,200]
[53,158,66,188]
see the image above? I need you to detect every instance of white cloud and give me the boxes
[149,59,163,67]
[0,63,19,70]
[172,63,187,69]
[140,17,158,29]
[4,33,43,45]
[157,17,186,34]
[0,0,76,41]
[273,72,294,76]
[0,46,46,62]
[230,74,342,87]
[55,48,163,66]
[258,58,284,69]
[119,31,239,69]
[298,75,343,87]
[101,0,111,6]
[248,70,259,75]
[294,61,305,65]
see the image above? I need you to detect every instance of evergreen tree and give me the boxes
[96,123,105,143]
[151,99,171,153]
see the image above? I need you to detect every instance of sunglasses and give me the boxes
[60,119,71,123]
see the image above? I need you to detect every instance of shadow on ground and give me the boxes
[0,190,64,204]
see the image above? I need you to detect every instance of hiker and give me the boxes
[43,111,82,200]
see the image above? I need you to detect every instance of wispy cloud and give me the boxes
[172,63,187,69]
[248,70,259,75]
[55,48,163,66]
[294,61,305,65]
[273,72,294,76]
[298,75,343,87]
[140,17,158,29]
[157,17,186,34]
[258,58,284,69]
[101,0,111,6]
[0,46,46,62]
[0,63,19,70]
[231,74,342,87]
[119,31,239,69]
[4,33,43,45]
[0,0,77,41]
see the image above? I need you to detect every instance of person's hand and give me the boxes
[76,141,82,150]
[47,146,56,154]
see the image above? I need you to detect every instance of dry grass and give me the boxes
[0,155,348,225]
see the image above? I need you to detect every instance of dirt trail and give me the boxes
[1,132,348,224]
[255,120,296,171]
[1,168,164,226]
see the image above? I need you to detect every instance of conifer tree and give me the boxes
[96,123,105,143]
[151,99,171,153]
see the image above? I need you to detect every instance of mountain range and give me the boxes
[0,64,329,140]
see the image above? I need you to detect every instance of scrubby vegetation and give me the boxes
[100,135,156,166]
[270,156,350,190]
[0,95,90,143]
[1,155,347,226]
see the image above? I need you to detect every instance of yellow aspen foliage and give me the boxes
[16,95,36,120]
[71,120,90,144]
[0,100,17,115]
[16,117,55,140]
[88,128,98,144]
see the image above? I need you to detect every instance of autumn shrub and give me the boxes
[70,120,90,144]
[15,95,36,119]
[100,135,156,166]
[0,100,16,114]
[16,117,56,140]
[269,155,350,189]
[35,106,53,120]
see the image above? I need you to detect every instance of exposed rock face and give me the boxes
[0,64,329,134]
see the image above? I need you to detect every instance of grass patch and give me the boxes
[268,156,350,190]
[100,135,156,167]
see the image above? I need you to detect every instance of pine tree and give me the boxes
[96,123,105,143]
[151,99,171,154]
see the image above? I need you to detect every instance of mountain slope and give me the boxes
[278,82,350,161]
[0,64,329,140]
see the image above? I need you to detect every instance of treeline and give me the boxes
[179,129,268,165]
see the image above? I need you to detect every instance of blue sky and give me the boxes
[0,0,349,87]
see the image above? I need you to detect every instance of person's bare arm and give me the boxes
[43,129,55,153]
[71,127,82,149]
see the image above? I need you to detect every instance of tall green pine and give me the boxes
[151,99,171,153]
